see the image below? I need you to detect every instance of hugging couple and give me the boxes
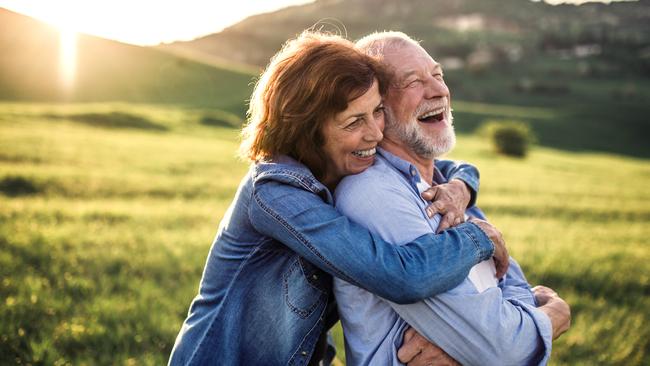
[168,30,571,366]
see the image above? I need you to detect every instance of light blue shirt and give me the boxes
[333,148,553,366]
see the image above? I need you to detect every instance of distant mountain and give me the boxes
[0,8,254,113]
[159,0,650,76]
[158,0,650,158]
[2,3,649,157]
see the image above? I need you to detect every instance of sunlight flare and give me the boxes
[59,28,77,94]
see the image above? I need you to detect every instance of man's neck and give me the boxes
[380,137,435,185]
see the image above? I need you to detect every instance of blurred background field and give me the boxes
[2,101,649,365]
[1,0,649,365]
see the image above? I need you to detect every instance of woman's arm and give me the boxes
[249,179,497,304]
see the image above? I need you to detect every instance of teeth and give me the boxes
[352,147,376,158]
[418,107,445,120]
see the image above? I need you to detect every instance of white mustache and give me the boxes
[414,97,449,117]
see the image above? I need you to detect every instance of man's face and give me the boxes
[382,42,455,159]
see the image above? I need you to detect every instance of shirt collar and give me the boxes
[377,147,447,185]
[377,147,422,183]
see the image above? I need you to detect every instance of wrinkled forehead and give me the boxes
[383,44,439,79]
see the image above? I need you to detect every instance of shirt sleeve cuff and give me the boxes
[509,298,555,365]
[456,221,494,262]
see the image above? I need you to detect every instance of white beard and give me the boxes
[385,108,456,159]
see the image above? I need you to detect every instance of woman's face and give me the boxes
[321,80,385,187]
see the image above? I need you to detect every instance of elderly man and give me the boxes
[333,32,571,366]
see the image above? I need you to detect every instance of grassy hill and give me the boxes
[161,0,650,74]
[2,4,649,157]
[0,8,254,116]
[159,0,650,158]
[1,102,648,365]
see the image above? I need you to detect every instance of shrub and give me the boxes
[0,176,40,196]
[199,110,242,128]
[45,112,167,131]
[479,120,536,157]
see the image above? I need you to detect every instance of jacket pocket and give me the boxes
[283,257,326,318]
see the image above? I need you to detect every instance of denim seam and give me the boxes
[283,258,326,319]
[287,301,328,366]
[256,170,320,193]
[469,221,495,260]
[187,236,269,365]
[458,223,491,262]
[297,258,328,293]
[456,173,478,191]
[253,192,348,281]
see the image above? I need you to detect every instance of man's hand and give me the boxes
[397,327,460,366]
[421,179,471,233]
[532,285,571,340]
[468,218,509,278]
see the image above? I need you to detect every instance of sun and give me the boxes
[24,4,81,94]
[58,28,77,94]
[0,1,82,93]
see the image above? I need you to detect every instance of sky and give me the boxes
[0,0,315,46]
[0,0,625,46]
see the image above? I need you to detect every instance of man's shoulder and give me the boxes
[337,155,402,192]
[334,155,410,214]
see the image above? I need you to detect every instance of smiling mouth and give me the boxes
[352,147,376,158]
[417,107,446,123]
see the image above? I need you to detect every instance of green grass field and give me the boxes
[1,102,648,365]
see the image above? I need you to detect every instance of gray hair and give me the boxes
[355,31,422,59]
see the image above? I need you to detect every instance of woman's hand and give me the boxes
[421,179,471,233]
[397,327,460,366]
[468,218,510,278]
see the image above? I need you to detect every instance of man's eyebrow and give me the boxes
[398,63,442,81]
[400,70,417,80]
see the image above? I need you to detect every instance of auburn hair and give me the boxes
[240,31,388,180]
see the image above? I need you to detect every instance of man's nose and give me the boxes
[424,77,449,99]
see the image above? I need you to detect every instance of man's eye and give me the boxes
[408,80,421,87]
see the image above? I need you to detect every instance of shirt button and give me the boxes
[312,274,318,280]
[410,168,417,176]
[301,351,308,356]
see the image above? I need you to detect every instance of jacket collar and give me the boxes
[252,155,333,203]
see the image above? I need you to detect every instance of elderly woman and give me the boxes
[168,31,505,366]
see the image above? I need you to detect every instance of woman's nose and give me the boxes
[365,115,384,142]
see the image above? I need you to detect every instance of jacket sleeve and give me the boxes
[249,179,494,304]
[435,159,480,207]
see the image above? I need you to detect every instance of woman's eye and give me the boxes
[345,119,362,129]
[374,106,385,116]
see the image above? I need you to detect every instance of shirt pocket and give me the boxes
[283,257,326,318]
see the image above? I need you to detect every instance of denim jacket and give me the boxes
[168,156,495,366]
